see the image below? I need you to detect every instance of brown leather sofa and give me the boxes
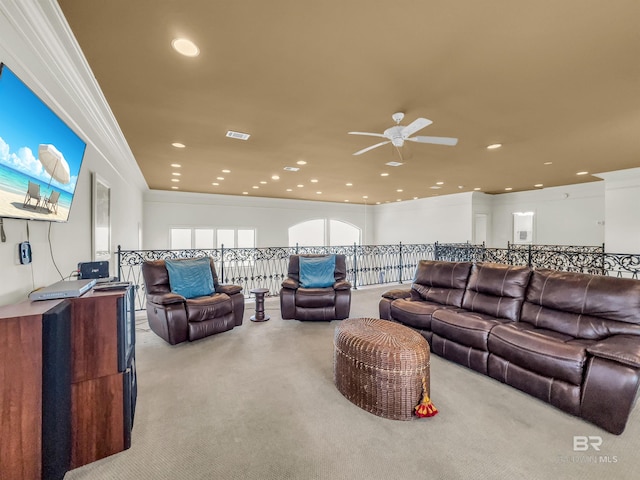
[142,257,244,345]
[280,254,351,320]
[380,260,640,434]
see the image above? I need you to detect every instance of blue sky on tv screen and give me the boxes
[0,64,86,194]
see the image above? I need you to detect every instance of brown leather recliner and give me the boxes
[141,257,244,345]
[280,254,351,321]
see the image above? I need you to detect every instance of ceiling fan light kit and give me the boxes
[349,112,458,155]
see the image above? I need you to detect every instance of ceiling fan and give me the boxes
[348,112,458,156]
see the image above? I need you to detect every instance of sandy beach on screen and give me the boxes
[0,189,70,221]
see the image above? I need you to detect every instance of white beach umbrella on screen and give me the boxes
[38,143,70,186]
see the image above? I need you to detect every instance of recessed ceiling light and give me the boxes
[260,181,267,184]
[171,178,179,182]
[272,175,280,180]
[487,143,502,150]
[286,188,292,192]
[380,173,389,177]
[458,186,464,189]
[577,171,589,175]
[436,181,444,185]
[362,195,368,199]
[297,160,307,165]
[534,184,543,188]
[172,172,181,176]
[252,186,259,189]
[171,38,200,57]
[376,202,381,205]
[242,191,248,195]
[344,200,350,202]
[505,187,513,191]
[171,186,179,190]
[212,182,219,186]
[430,186,441,190]
[297,184,304,188]
[284,166,300,172]
[316,191,322,194]
[226,130,250,141]
[346,183,353,186]
[413,197,418,200]
[217,177,224,180]
[385,161,403,167]
[311,179,318,183]
[544,162,553,165]
[474,187,481,191]
[171,142,185,148]
[171,163,181,168]
[222,169,231,173]
[396,189,403,192]
[396,199,401,202]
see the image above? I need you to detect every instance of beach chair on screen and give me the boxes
[23,181,42,209]
[44,190,60,214]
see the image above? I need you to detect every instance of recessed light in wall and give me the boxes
[577,171,589,175]
[436,181,444,185]
[171,38,200,57]
[505,187,513,191]
[534,184,544,188]
[310,179,318,183]
[284,166,300,172]
[380,173,389,177]
[346,183,353,186]
[212,182,219,186]
[487,143,502,150]
[222,169,231,173]
[171,142,186,148]
[271,175,280,180]
[171,178,179,182]
[297,160,307,165]
[171,163,181,168]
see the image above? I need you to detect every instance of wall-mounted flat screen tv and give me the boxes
[0,63,87,222]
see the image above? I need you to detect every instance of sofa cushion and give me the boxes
[411,260,472,307]
[521,269,640,339]
[390,299,451,330]
[488,323,589,385]
[185,293,232,322]
[299,255,336,288]
[165,257,215,299]
[461,263,531,321]
[431,308,508,351]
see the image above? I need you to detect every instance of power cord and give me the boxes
[48,221,64,280]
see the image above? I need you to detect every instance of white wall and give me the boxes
[144,190,373,249]
[373,193,474,244]
[488,181,605,248]
[0,1,146,305]
[595,168,640,254]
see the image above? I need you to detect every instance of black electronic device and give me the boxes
[78,261,110,280]
[19,241,32,264]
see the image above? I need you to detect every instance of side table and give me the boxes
[250,288,270,322]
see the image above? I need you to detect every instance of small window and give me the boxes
[194,228,214,249]
[217,229,235,248]
[170,228,191,250]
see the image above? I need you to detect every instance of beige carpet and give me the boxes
[66,285,640,479]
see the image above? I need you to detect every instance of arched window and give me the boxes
[288,219,360,247]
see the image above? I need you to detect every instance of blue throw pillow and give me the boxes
[165,257,215,299]
[299,255,336,288]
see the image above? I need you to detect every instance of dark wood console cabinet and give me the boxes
[0,286,136,479]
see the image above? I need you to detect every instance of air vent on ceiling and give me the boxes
[283,166,300,172]
[385,161,404,167]
[226,130,250,140]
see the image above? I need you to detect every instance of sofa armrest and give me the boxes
[587,335,640,368]
[334,280,351,291]
[281,278,299,289]
[147,292,185,305]
[381,288,412,300]
[217,284,242,296]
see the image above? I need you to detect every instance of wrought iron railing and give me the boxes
[118,242,639,311]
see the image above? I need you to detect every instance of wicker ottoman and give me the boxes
[333,317,431,420]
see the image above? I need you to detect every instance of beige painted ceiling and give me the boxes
[58,0,640,205]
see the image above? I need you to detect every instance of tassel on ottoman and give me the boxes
[415,376,438,418]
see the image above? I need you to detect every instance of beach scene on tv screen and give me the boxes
[0,65,86,222]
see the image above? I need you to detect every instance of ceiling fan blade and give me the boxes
[401,118,432,138]
[353,141,390,155]
[348,131,388,139]
[407,135,458,146]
